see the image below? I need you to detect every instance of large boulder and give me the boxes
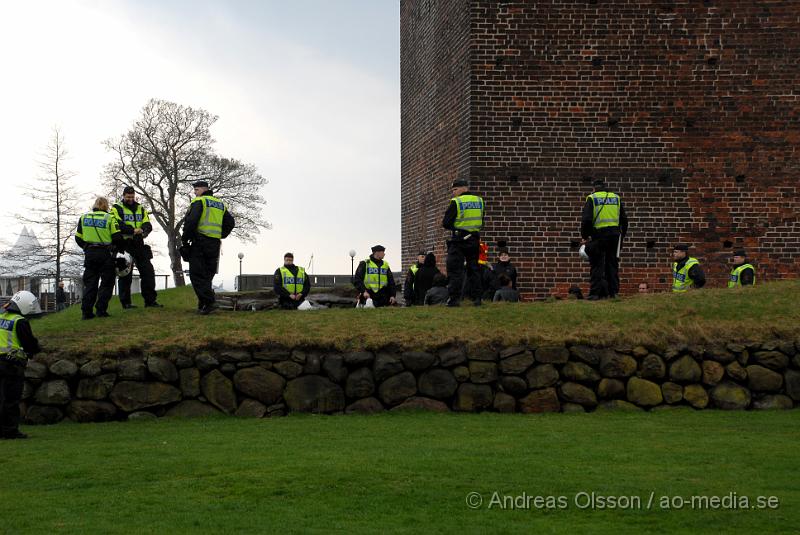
[559,382,597,407]
[438,346,466,367]
[195,353,219,372]
[725,361,747,382]
[179,368,201,398]
[401,351,436,371]
[67,400,117,423]
[201,370,238,414]
[519,388,560,413]
[710,383,751,410]
[702,361,724,386]
[147,357,178,383]
[640,355,666,380]
[110,381,182,412]
[499,351,534,375]
[499,376,528,396]
[272,361,302,379]
[392,397,449,412]
[626,377,663,407]
[468,361,498,384]
[25,405,63,424]
[34,380,71,405]
[596,400,642,412]
[233,367,285,406]
[235,399,267,418]
[343,351,374,367]
[165,400,222,418]
[118,359,148,381]
[526,364,559,389]
[345,397,385,414]
[785,370,800,401]
[454,383,494,411]
[493,392,516,413]
[746,365,783,392]
[322,355,347,383]
[285,375,345,413]
[752,395,794,410]
[79,360,103,377]
[378,372,418,406]
[752,351,789,371]
[597,378,625,399]
[535,345,569,364]
[418,369,458,399]
[661,382,683,404]
[24,360,48,381]
[569,345,606,366]
[373,353,404,382]
[669,356,702,383]
[561,362,600,383]
[49,359,78,378]
[76,374,117,400]
[345,367,376,399]
[683,384,709,409]
[599,353,637,378]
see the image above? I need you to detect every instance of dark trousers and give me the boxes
[278,296,304,310]
[587,234,620,298]
[82,248,116,315]
[189,236,221,308]
[118,243,158,306]
[447,238,481,303]
[0,362,25,436]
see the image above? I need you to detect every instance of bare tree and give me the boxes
[3,128,83,285]
[104,99,269,286]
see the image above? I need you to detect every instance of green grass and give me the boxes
[2,411,798,534]
[33,280,800,357]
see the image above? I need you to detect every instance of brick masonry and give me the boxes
[400,0,800,299]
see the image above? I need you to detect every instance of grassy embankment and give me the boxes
[2,410,798,533]
[32,280,800,357]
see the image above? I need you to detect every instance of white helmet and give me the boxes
[9,290,42,316]
[579,244,590,261]
[116,252,134,277]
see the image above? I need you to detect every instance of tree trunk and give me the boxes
[168,234,186,287]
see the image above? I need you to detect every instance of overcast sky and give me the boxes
[0,0,400,290]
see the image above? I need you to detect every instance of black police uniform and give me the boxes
[442,191,484,305]
[113,201,159,307]
[76,211,123,318]
[580,187,628,299]
[0,307,40,438]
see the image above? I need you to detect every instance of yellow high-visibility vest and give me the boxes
[587,192,621,229]
[363,258,391,292]
[672,258,700,292]
[191,195,226,238]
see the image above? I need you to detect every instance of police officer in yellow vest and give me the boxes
[112,186,162,309]
[181,181,235,315]
[0,291,41,439]
[353,245,397,307]
[442,179,485,306]
[729,249,755,288]
[75,197,123,319]
[580,179,628,300]
[273,252,311,309]
[402,250,427,306]
[672,243,706,292]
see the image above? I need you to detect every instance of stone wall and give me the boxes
[20,339,800,424]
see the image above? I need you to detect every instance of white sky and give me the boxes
[0,0,400,290]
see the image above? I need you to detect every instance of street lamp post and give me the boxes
[237,252,244,291]
[349,249,356,278]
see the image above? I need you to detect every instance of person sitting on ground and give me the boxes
[493,274,520,303]
[273,252,310,309]
[411,252,440,306]
[424,273,450,305]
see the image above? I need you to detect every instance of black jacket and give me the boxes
[181,191,236,243]
[273,265,311,299]
[442,191,484,239]
[404,253,440,305]
[56,287,66,304]
[424,286,449,305]
[353,256,396,297]
[492,261,518,290]
[493,287,520,303]
[581,190,629,240]
[675,257,706,288]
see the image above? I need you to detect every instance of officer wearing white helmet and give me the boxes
[0,291,41,440]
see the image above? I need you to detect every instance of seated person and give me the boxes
[493,274,520,303]
[424,273,450,305]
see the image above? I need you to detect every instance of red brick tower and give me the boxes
[401,0,800,299]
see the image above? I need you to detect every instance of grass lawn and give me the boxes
[32,280,800,357]
[1,410,798,534]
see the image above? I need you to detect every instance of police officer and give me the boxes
[442,179,485,306]
[729,249,755,288]
[353,245,397,307]
[75,197,123,319]
[112,186,162,309]
[672,244,706,292]
[0,291,41,439]
[580,179,628,300]
[273,252,310,309]
[402,250,426,306]
[181,181,235,315]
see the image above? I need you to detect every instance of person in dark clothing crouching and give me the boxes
[424,273,450,305]
[405,252,440,306]
[273,253,310,309]
[353,245,397,307]
[0,291,41,439]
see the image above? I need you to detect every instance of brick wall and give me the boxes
[401,0,800,299]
